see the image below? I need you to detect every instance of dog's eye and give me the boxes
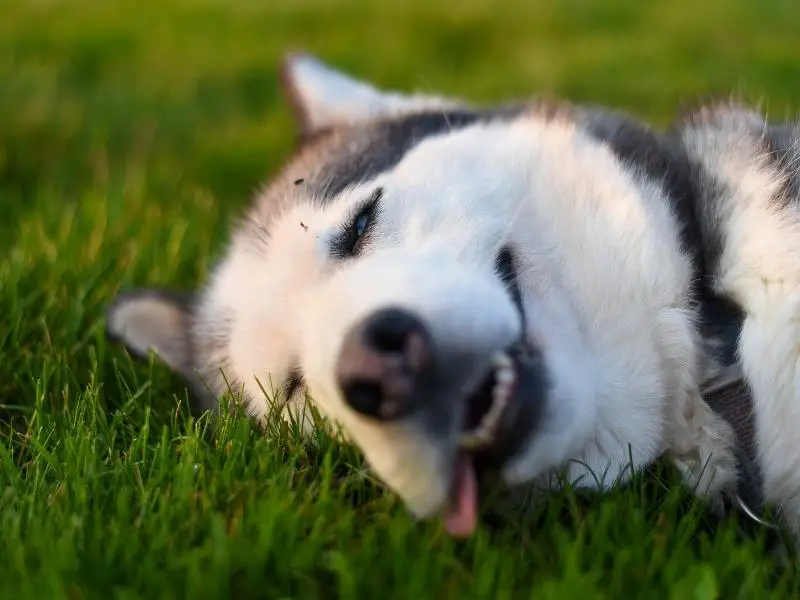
[353,211,370,240]
[333,188,383,259]
[344,204,375,255]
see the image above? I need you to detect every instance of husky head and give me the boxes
[107,54,688,536]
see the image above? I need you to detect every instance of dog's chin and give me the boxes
[440,344,550,537]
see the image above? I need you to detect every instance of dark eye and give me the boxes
[332,188,383,259]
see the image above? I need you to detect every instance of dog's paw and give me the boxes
[667,391,738,503]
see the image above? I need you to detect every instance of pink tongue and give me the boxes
[443,454,478,537]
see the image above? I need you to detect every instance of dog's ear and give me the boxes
[106,289,195,378]
[279,52,461,136]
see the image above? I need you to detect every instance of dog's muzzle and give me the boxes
[335,306,549,536]
[336,308,433,421]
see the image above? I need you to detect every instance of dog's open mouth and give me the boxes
[459,351,518,450]
[442,349,521,537]
[439,342,548,537]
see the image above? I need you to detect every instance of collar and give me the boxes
[702,364,775,530]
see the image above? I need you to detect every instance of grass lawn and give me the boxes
[3,0,800,597]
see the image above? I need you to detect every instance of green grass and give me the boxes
[2,0,800,597]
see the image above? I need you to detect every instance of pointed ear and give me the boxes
[279,52,462,137]
[106,289,195,378]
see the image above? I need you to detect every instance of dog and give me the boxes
[105,54,800,540]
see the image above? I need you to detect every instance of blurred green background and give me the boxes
[2,0,800,597]
[3,0,799,215]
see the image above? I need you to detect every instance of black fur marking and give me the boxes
[680,153,731,283]
[281,368,304,404]
[495,246,525,327]
[313,107,525,200]
[294,178,305,185]
[698,290,745,368]
[584,111,754,375]
[674,108,800,283]
[243,104,527,258]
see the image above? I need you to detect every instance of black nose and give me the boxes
[336,308,432,421]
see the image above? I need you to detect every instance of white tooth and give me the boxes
[459,353,517,450]
[497,369,515,386]
[482,415,499,432]
[493,351,512,369]
[483,396,507,429]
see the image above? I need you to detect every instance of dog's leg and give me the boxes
[679,104,800,535]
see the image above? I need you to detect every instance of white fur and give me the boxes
[681,109,800,532]
[194,113,733,516]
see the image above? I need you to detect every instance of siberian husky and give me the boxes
[106,54,800,539]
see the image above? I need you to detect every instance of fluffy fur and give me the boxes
[106,54,800,537]
[676,104,800,534]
